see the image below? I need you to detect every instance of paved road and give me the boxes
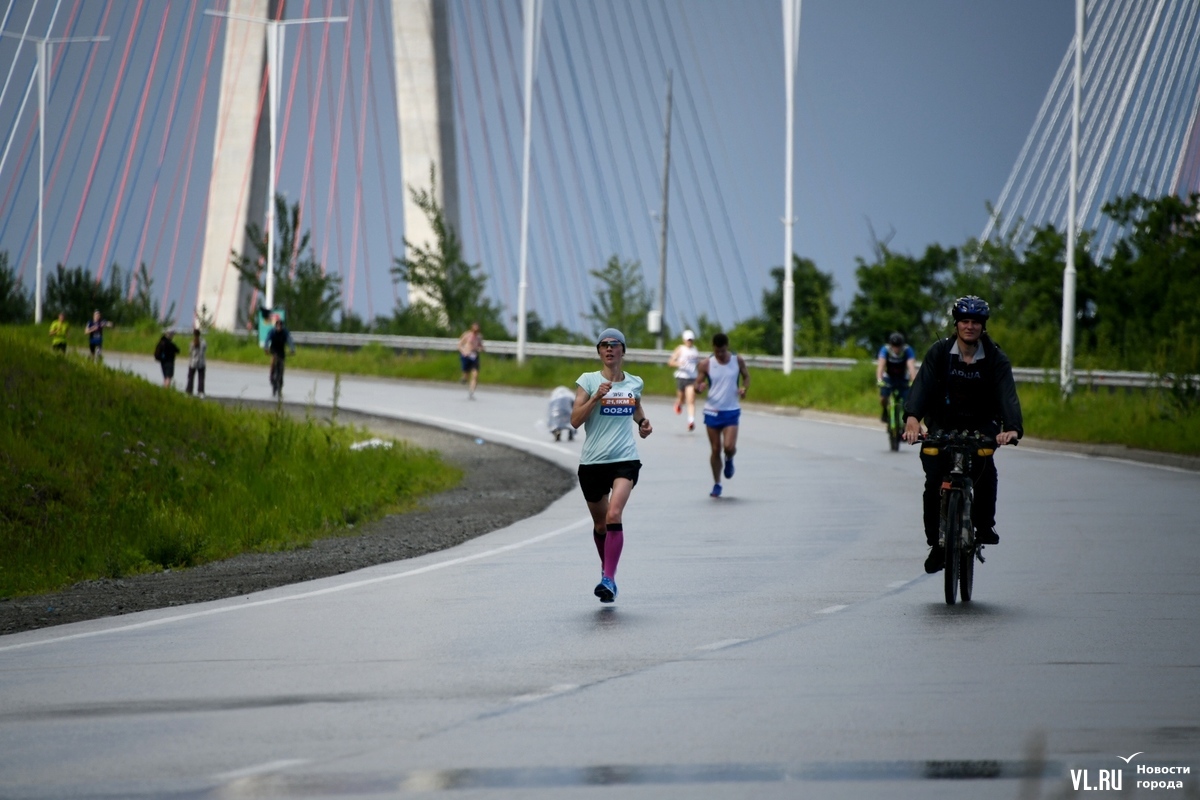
[2,359,1198,799]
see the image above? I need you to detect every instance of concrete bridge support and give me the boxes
[195,0,457,330]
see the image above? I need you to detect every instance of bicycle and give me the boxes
[885,386,906,451]
[269,354,285,397]
[917,431,1010,605]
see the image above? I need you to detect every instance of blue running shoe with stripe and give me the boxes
[723,457,735,479]
[594,576,617,603]
[710,483,722,497]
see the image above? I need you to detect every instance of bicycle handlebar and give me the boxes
[912,431,1017,451]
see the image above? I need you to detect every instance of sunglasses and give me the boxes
[598,340,622,349]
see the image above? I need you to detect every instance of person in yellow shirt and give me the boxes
[49,313,69,353]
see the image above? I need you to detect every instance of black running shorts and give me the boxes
[577,460,641,503]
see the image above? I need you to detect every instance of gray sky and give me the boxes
[0,1,1078,333]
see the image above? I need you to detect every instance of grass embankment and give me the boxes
[9,324,1200,456]
[0,330,461,598]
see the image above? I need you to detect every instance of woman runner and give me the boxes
[570,328,653,603]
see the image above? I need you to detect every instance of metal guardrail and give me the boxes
[290,331,1193,389]
[290,331,859,371]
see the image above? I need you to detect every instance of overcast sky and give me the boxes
[0,1,1078,333]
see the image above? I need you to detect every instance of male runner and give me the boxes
[695,332,749,498]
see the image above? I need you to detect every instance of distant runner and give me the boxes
[695,332,749,498]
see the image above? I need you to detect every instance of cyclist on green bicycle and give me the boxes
[902,296,1023,573]
[876,332,917,423]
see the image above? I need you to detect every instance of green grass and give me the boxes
[8,323,1200,456]
[0,329,461,598]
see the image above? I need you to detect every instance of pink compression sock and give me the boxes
[603,523,624,579]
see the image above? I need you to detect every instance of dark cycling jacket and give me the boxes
[266,327,293,358]
[904,333,1024,439]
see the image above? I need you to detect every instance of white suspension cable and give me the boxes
[0,0,38,129]
[1079,0,1166,225]
[1037,0,1135,231]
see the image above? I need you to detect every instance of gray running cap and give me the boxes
[596,328,626,347]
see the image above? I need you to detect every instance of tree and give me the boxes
[233,193,343,331]
[1095,192,1200,370]
[843,244,957,354]
[44,262,172,327]
[0,253,32,323]
[761,257,839,356]
[389,166,504,337]
[955,225,1098,367]
[586,255,655,347]
[526,310,589,345]
[720,258,838,355]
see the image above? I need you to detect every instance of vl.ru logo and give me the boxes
[1070,752,1192,792]
[1070,766,1123,791]
[1071,753,1137,791]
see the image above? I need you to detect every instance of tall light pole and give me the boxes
[781,0,802,374]
[204,7,346,313]
[1,31,108,323]
[1061,0,1084,397]
[654,70,673,351]
[516,0,543,364]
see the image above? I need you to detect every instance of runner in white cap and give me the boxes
[667,329,701,431]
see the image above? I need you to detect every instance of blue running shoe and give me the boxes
[594,576,617,603]
[723,457,735,479]
[710,483,722,497]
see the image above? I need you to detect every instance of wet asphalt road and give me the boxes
[2,359,1198,799]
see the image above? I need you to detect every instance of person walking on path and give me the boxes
[695,332,750,498]
[457,321,484,399]
[49,313,69,353]
[186,329,207,397]
[570,328,653,603]
[85,310,113,362]
[668,329,701,431]
[154,330,181,388]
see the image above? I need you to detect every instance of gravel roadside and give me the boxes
[0,402,576,636]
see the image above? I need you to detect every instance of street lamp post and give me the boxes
[204,7,346,312]
[1,31,108,324]
[781,0,802,374]
[1061,0,1084,397]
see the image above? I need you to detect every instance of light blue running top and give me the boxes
[576,370,644,465]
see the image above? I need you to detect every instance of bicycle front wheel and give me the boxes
[888,398,902,451]
[959,544,975,602]
[943,491,961,605]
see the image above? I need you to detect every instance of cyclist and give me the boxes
[876,331,917,423]
[264,315,295,396]
[902,296,1023,573]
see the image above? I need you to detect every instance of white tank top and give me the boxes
[704,355,741,412]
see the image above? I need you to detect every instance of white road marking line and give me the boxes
[213,759,309,781]
[816,604,848,614]
[887,580,913,589]
[0,516,592,654]
[695,638,747,651]
[509,683,579,704]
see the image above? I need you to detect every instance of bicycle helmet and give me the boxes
[887,332,905,347]
[951,295,990,323]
